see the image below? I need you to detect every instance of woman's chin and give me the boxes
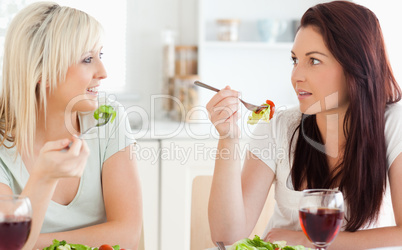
[299,106,317,115]
[74,100,99,113]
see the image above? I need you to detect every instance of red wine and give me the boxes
[0,216,31,250]
[299,207,343,246]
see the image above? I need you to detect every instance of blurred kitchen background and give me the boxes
[2,0,401,129]
[1,1,401,250]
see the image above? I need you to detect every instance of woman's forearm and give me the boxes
[35,219,142,250]
[208,137,248,244]
[21,173,58,250]
[330,226,402,250]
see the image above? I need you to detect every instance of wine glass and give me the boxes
[0,194,32,250]
[299,189,344,250]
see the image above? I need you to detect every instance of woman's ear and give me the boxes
[37,79,50,88]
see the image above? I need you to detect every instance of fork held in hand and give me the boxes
[194,81,266,114]
[216,241,225,250]
[62,124,106,151]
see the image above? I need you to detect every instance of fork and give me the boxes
[194,81,266,114]
[216,241,226,250]
[62,121,108,151]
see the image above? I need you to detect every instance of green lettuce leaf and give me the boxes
[247,104,271,125]
[42,239,117,250]
[94,104,116,126]
[230,235,308,250]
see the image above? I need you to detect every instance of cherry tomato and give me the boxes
[266,99,275,119]
[99,244,114,250]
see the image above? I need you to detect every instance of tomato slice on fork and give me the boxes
[266,99,275,120]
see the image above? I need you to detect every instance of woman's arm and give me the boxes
[266,153,402,250]
[34,144,143,250]
[209,149,275,245]
[329,152,402,250]
[207,86,275,244]
[20,138,89,250]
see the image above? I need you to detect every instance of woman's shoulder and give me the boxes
[384,102,402,168]
[384,102,402,141]
[276,105,301,118]
[385,102,402,113]
[273,105,302,127]
[385,102,402,123]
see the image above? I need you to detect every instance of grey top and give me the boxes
[0,98,136,233]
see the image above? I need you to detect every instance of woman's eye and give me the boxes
[291,57,298,65]
[311,58,320,65]
[83,57,93,63]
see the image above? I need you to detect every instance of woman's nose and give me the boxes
[291,64,306,83]
[96,60,107,80]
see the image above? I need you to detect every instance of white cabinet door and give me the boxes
[160,139,218,250]
[136,140,160,250]
[160,138,254,250]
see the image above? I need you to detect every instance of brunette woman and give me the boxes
[207,1,402,249]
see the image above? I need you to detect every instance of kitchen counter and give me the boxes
[132,118,261,250]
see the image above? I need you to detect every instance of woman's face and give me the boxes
[291,26,349,115]
[48,48,107,113]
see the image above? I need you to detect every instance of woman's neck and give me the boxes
[35,108,80,146]
[315,109,347,160]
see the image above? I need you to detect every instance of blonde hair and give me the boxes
[0,1,103,156]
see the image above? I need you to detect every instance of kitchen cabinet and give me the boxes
[158,137,272,250]
[135,119,277,250]
[137,136,245,250]
[159,138,217,250]
[136,140,160,250]
[137,136,218,250]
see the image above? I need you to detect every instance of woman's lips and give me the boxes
[86,86,98,96]
[297,91,312,100]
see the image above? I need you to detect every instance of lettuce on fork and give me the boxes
[94,104,116,126]
[247,103,272,125]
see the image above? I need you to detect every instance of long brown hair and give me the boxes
[290,1,401,231]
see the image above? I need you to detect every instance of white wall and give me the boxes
[25,0,128,92]
[2,0,401,118]
[354,0,402,85]
[125,0,198,120]
[125,0,402,121]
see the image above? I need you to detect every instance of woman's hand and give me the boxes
[206,86,241,138]
[265,228,311,247]
[32,137,90,182]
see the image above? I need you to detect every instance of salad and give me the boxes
[43,239,122,250]
[229,235,308,250]
[247,100,275,125]
[94,104,116,126]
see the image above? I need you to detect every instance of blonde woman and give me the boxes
[0,2,142,249]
